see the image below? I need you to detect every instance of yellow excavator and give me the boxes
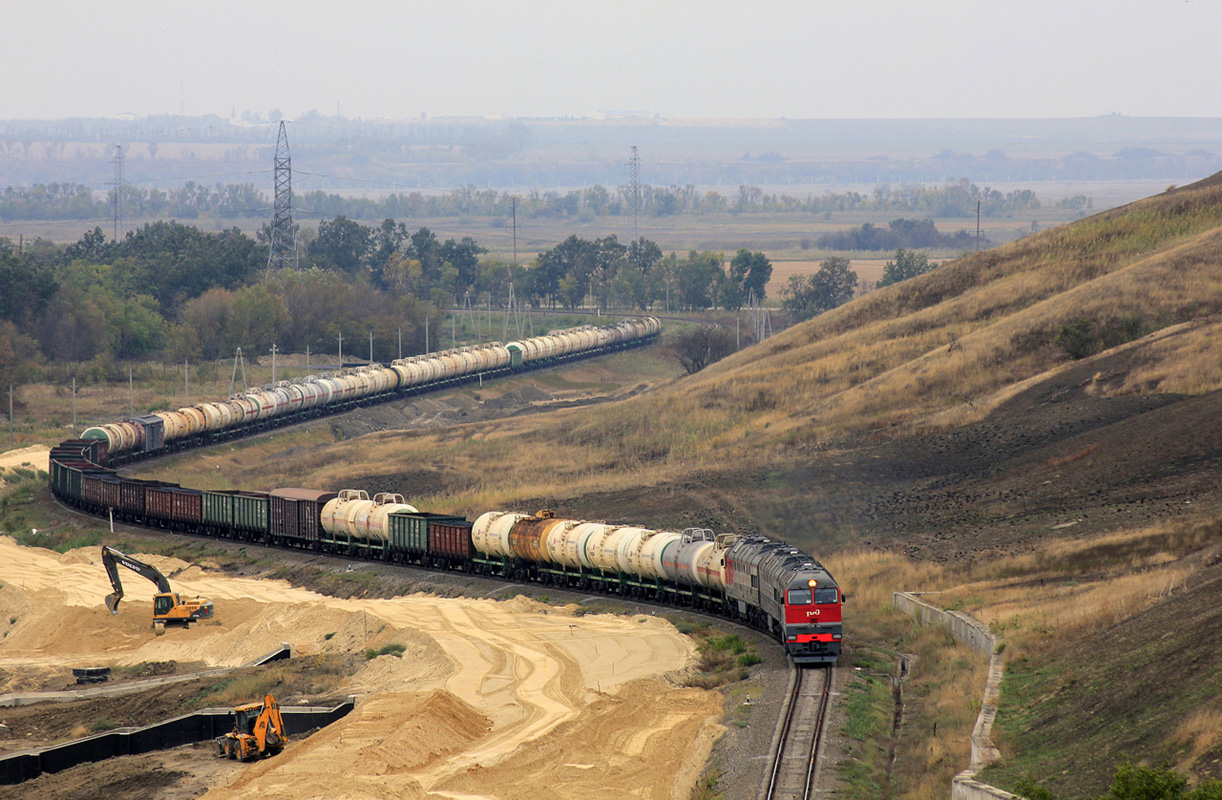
[217,694,287,761]
[101,545,214,633]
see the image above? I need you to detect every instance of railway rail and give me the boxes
[765,664,833,800]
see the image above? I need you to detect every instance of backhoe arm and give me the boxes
[101,545,172,614]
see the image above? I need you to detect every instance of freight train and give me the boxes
[46,317,843,665]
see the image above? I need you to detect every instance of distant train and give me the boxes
[48,317,842,665]
[79,318,662,461]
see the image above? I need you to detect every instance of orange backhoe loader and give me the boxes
[101,545,214,633]
[216,694,287,761]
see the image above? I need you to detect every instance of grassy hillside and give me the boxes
[145,174,1222,525]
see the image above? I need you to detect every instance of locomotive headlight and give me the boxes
[787,634,797,641]
[807,579,817,588]
[833,634,842,640]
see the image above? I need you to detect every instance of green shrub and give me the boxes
[365,643,406,660]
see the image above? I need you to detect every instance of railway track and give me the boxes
[765,665,833,800]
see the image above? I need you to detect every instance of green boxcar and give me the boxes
[202,490,235,530]
[233,492,269,536]
[387,511,464,560]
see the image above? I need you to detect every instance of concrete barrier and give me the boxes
[0,694,355,785]
[893,592,1012,800]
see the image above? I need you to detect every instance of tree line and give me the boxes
[0,217,777,388]
[1,178,1053,223]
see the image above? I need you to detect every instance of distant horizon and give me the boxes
[5,2,1220,121]
[5,112,1222,125]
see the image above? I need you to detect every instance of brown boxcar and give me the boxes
[429,519,475,564]
[118,477,151,518]
[144,483,201,529]
[269,488,338,547]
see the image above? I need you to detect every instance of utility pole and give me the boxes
[976,200,981,252]
[72,378,77,436]
[128,367,134,418]
[8,384,13,446]
[337,332,343,365]
[397,327,402,360]
[270,343,278,384]
[184,361,189,405]
[368,331,374,364]
[266,121,298,270]
[512,197,518,267]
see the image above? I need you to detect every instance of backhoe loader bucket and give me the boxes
[104,592,121,615]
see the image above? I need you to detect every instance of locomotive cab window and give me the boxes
[814,587,838,604]
[786,589,812,605]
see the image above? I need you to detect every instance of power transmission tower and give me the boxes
[266,121,298,270]
[110,144,125,241]
[626,145,641,243]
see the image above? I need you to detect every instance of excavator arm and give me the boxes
[101,545,172,615]
[253,694,286,755]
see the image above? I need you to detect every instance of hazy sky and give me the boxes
[7,0,1220,121]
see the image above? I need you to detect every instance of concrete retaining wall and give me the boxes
[893,592,1012,800]
[0,695,355,785]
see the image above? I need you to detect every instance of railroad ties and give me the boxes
[765,665,833,800]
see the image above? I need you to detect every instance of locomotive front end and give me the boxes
[782,572,842,665]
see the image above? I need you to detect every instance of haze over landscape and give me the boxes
[3,3,1222,800]
[6,0,1222,120]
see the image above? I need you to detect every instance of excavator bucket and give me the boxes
[104,592,121,615]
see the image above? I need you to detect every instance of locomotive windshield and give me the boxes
[786,589,812,605]
[814,587,838,604]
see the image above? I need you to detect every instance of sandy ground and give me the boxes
[0,445,49,479]
[0,537,724,799]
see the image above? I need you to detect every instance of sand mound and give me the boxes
[203,690,492,800]
[437,678,724,800]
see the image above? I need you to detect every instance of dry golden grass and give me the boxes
[1170,707,1222,771]
[935,517,1222,658]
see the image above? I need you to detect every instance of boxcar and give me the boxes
[268,488,337,548]
[144,484,202,531]
[428,518,475,568]
[387,512,465,564]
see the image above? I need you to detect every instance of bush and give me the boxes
[365,643,406,660]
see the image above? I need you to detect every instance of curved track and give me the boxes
[766,665,833,800]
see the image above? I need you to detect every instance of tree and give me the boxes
[675,251,724,310]
[307,215,372,276]
[878,248,935,287]
[729,249,773,302]
[780,256,858,322]
[670,325,735,375]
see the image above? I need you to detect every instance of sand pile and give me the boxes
[205,691,492,800]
